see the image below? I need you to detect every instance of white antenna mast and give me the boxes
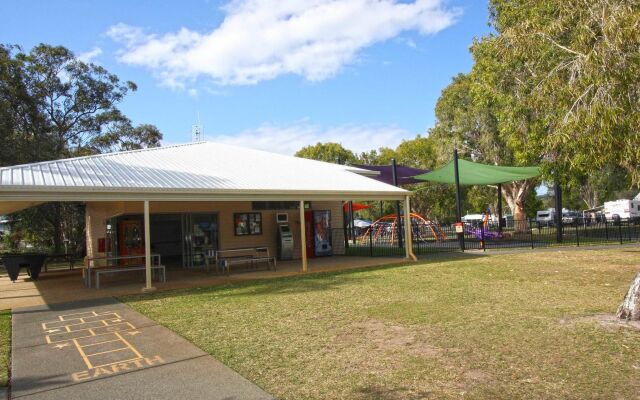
[191,111,203,142]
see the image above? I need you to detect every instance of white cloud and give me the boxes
[107,0,459,88]
[205,120,413,155]
[77,47,103,63]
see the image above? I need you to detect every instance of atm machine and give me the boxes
[276,213,294,260]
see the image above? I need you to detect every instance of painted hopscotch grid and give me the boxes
[42,310,145,369]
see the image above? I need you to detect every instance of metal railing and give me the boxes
[340,217,640,257]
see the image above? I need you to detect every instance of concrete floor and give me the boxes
[0,256,406,310]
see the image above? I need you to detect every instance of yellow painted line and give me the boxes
[85,347,131,357]
[73,338,94,369]
[113,332,143,360]
[92,356,144,369]
[42,312,120,329]
[79,338,122,348]
[42,310,147,371]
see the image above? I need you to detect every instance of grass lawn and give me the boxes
[0,310,10,387]
[124,248,640,399]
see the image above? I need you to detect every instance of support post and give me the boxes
[453,149,465,251]
[300,200,308,272]
[142,200,155,292]
[404,196,417,260]
[392,158,403,248]
[554,181,563,243]
[497,183,503,232]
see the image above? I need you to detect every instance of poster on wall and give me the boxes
[313,210,332,256]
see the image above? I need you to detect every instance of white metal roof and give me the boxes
[0,142,408,204]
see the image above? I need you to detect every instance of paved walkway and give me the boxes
[10,298,273,400]
[0,256,406,310]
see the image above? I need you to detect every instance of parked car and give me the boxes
[562,211,581,226]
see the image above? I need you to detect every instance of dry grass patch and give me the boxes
[124,248,640,399]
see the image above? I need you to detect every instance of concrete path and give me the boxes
[10,298,274,400]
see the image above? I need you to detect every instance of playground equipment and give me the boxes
[465,212,503,240]
[359,213,446,245]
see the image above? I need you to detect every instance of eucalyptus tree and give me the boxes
[0,43,162,252]
[479,0,639,185]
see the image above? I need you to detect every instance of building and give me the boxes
[0,142,414,289]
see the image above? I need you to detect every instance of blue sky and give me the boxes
[0,0,492,155]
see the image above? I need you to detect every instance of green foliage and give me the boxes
[295,142,357,165]
[0,43,163,252]
[479,0,640,185]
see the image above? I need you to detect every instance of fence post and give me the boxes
[530,219,535,249]
[481,224,485,252]
[575,223,579,247]
[369,228,373,257]
[605,218,609,240]
[619,222,623,244]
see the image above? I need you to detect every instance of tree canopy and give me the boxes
[0,43,163,252]
[476,0,639,184]
[295,142,357,165]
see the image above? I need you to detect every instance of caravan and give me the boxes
[604,198,640,222]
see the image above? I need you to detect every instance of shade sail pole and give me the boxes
[392,158,403,249]
[497,183,503,233]
[142,200,155,292]
[453,149,465,251]
[300,200,308,272]
[404,196,417,260]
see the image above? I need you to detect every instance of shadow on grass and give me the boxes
[121,253,486,304]
[356,384,434,400]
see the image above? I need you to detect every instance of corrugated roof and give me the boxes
[0,142,407,201]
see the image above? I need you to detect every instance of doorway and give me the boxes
[182,213,219,269]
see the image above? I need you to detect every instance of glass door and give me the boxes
[182,213,218,269]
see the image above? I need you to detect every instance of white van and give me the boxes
[536,209,556,226]
[604,199,640,221]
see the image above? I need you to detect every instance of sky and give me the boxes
[0,0,492,155]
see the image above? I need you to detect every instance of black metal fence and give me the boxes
[340,217,640,257]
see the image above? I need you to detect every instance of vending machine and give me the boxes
[313,210,333,257]
[276,213,294,260]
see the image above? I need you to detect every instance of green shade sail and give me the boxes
[414,159,540,185]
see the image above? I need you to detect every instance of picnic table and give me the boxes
[1,252,48,282]
[84,254,165,289]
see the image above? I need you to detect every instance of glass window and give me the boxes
[234,212,262,236]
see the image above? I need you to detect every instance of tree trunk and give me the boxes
[502,180,534,232]
[617,272,640,321]
[52,203,63,253]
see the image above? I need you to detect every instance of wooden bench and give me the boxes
[95,264,166,289]
[214,247,276,275]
